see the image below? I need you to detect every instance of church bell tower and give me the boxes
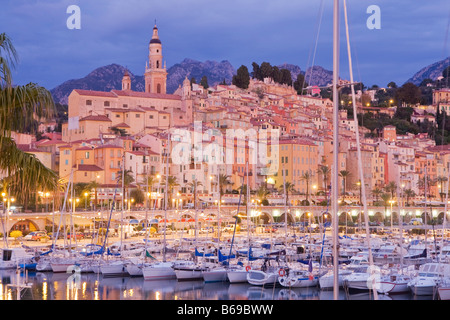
[144,23,167,94]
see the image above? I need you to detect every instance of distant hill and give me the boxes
[50,64,144,105]
[50,59,333,105]
[50,59,237,104]
[406,56,450,86]
[167,58,236,93]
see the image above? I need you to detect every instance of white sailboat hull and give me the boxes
[143,262,176,281]
[227,269,248,283]
[202,267,228,283]
[279,274,318,288]
[247,270,278,287]
[174,266,205,281]
[438,287,450,300]
[100,261,129,277]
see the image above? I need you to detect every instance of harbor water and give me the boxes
[0,269,435,301]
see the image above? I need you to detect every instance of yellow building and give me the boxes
[269,138,319,197]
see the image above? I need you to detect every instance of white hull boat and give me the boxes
[0,248,35,270]
[100,260,129,277]
[246,269,279,287]
[278,270,319,288]
[36,258,53,272]
[173,261,206,281]
[377,274,411,294]
[438,279,450,300]
[51,259,78,273]
[143,262,176,280]
[408,277,437,296]
[202,266,228,283]
[319,269,353,289]
[227,266,249,283]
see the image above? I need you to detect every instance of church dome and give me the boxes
[150,38,161,44]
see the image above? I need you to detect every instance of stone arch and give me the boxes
[420,211,432,223]
[10,219,40,233]
[338,211,352,224]
[279,211,295,224]
[437,211,447,224]
[257,211,273,224]
[373,211,384,223]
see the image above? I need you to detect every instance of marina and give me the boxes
[1,0,450,306]
[1,226,449,300]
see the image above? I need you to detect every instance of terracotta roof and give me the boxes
[80,115,112,122]
[113,122,130,128]
[111,89,181,101]
[73,89,116,97]
[76,164,103,172]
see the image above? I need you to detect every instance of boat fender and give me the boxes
[245,265,251,272]
[279,268,286,277]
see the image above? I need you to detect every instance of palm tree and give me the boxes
[187,180,203,210]
[279,182,296,206]
[255,184,270,205]
[436,175,448,202]
[87,180,101,210]
[317,165,330,194]
[218,174,231,200]
[300,171,312,202]
[380,192,391,224]
[371,187,383,204]
[118,169,135,209]
[384,181,397,200]
[163,176,179,208]
[403,188,416,207]
[339,170,351,200]
[0,33,58,206]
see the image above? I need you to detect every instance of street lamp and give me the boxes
[84,192,88,211]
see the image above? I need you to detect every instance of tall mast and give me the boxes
[331,0,340,301]
[163,133,170,262]
[343,0,378,300]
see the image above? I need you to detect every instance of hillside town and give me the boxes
[5,25,450,213]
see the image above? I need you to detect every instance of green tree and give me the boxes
[251,62,262,80]
[279,69,293,86]
[293,73,309,94]
[395,82,421,105]
[87,180,101,210]
[255,184,270,206]
[260,62,273,79]
[118,169,135,208]
[232,65,250,89]
[200,76,209,89]
[403,189,416,206]
[300,172,312,203]
[371,187,383,204]
[279,181,296,206]
[339,170,351,200]
[163,175,179,208]
[384,181,397,200]
[0,33,58,207]
[187,180,203,210]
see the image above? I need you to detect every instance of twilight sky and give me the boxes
[1,0,449,90]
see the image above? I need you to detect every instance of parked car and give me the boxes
[199,227,214,234]
[223,224,236,232]
[264,226,278,233]
[157,228,172,235]
[24,231,47,241]
[67,232,84,240]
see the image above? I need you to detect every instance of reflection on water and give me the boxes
[0,270,433,300]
